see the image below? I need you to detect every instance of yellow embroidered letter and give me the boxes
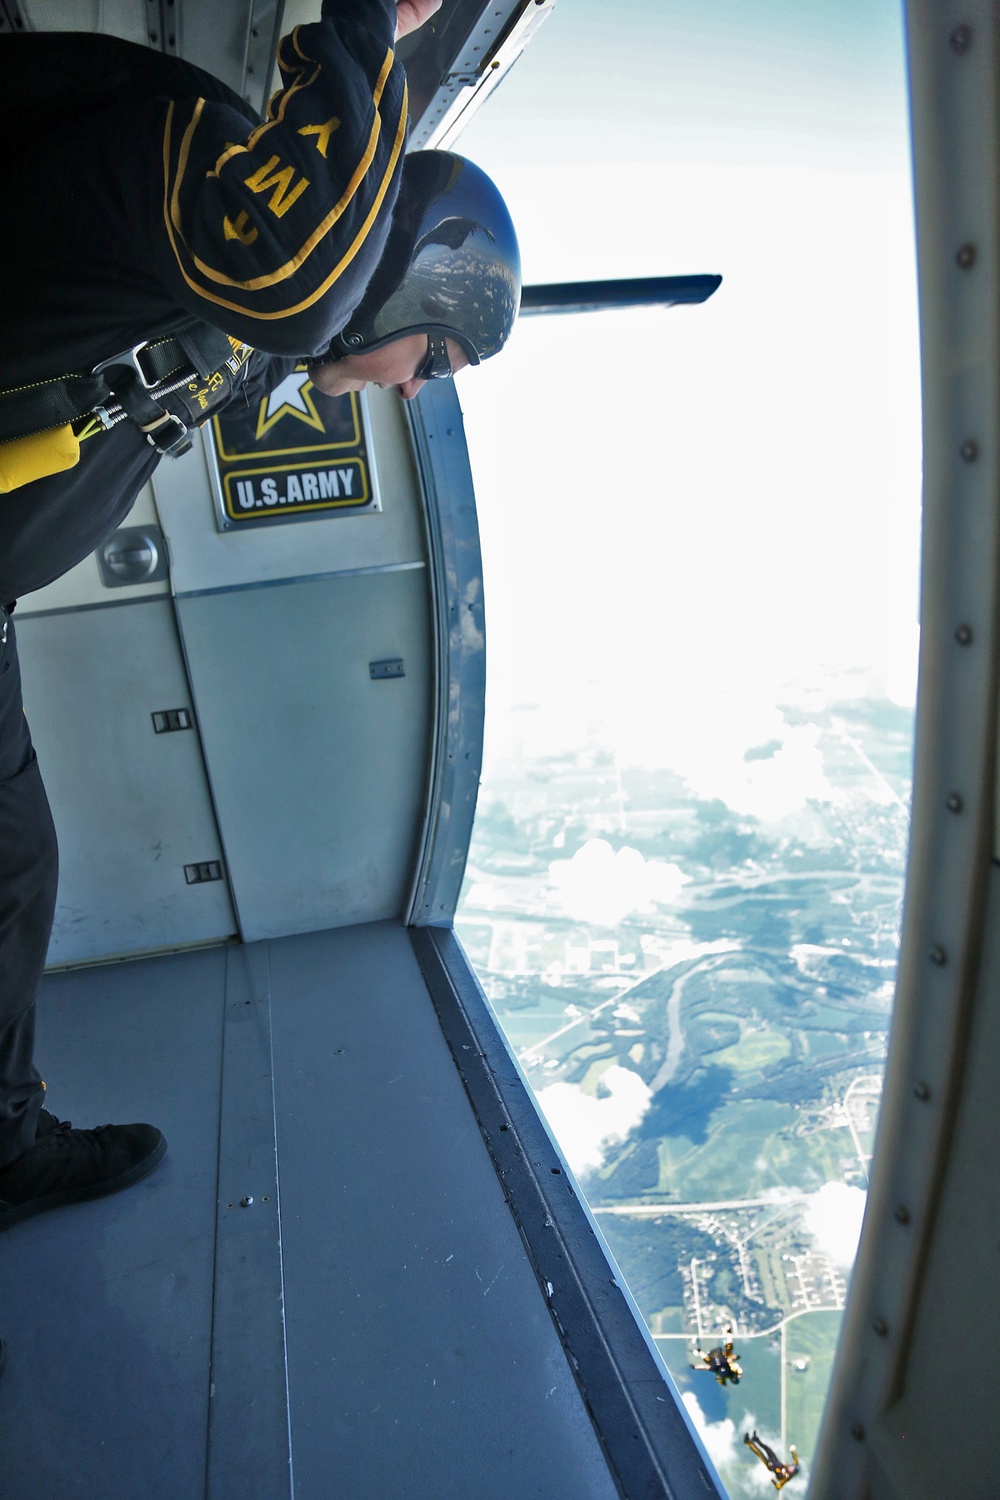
[298,116,341,159]
[244,155,310,218]
[223,211,259,245]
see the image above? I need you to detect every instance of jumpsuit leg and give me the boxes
[0,605,57,1169]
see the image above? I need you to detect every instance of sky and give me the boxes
[450,0,922,780]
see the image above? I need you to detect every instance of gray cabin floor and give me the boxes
[0,921,619,1500]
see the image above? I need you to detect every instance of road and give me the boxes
[594,1194,809,1215]
[841,1072,881,1185]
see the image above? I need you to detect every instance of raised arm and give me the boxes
[157,0,409,354]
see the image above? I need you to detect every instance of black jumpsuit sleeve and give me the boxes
[154,0,406,354]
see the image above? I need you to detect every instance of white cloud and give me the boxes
[534,1066,651,1175]
[548,839,687,927]
[681,1392,746,1472]
[664,701,832,822]
[804,1181,867,1266]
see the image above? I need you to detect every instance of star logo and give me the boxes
[255,370,326,440]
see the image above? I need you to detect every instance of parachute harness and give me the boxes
[0,325,253,492]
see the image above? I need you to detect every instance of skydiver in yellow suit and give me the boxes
[744,1430,800,1489]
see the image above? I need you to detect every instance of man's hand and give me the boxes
[395,0,443,41]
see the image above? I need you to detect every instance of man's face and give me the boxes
[310,334,470,402]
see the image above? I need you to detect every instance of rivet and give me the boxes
[949,23,972,53]
[240,1195,254,1207]
[955,623,973,645]
[894,1204,911,1225]
[872,1317,889,1337]
[914,1080,931,1102]
[946,792,964,813]
[499,1123,510,1131]
[956,243,977,270]
[929,945,947,966]
[960,439,978,462]
[851,1422,866,1441]
[551,1167,562,1175]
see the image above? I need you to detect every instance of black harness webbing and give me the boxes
[0,323,242,450]
[0,374,111,446]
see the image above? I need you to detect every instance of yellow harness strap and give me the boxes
[0,423,81,493]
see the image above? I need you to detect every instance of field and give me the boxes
[785,1310,842,1457]
[456,693,912,1491]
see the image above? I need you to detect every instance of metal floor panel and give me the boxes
[267,922,619,1500]
[0,946,228,1500]
[0,926,619,1500]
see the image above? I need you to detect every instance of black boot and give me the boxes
[0,1109,166,1231]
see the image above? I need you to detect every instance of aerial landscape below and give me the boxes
[458,688,912,1496]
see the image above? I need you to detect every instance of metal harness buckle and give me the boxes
[141,410,191,457]
[92,342,165,391]
[91,342,193,456]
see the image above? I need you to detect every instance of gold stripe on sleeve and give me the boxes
[162,83,407,322]
[163,48,401,296]
[208,29,322,178]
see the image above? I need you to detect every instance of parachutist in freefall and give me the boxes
[690,1324,743,1385]
[744,1430,800,1489]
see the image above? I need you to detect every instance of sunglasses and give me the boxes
[414,335,453,381]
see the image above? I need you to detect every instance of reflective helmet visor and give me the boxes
[332,151,521,364]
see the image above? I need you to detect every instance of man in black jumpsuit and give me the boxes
[0,0,490,1237]
[690,1326,743,1385]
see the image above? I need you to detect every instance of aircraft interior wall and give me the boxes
[811,1,1000,1494]
[16,389,435,961]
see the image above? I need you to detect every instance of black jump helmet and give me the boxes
[326,150,521,366]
